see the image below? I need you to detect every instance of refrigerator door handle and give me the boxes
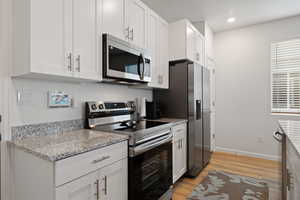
[196,100,201,120]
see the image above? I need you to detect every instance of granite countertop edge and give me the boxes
[8,130,129,162]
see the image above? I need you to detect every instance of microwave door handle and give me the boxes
[137,56,141,79]
[138,54,145,80]
[141,54,145,80]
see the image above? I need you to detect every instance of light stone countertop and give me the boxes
[9,129,128,162]
[278,120,300,156]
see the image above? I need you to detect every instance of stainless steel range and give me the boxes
[86,101,173,200]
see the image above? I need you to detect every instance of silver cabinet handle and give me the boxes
[125,27,130,39]
[130,28,133,41]
[91,156,110,164]
[67,53,73,71]
[94,179,99,200]
[76,55,81,72]
[103,176,107,195]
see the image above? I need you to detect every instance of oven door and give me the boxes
[129,138,173,200]
[103,34,151,82]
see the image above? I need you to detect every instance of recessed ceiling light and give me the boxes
[227,17,236,23]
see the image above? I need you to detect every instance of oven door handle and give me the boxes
[130,132,172,157]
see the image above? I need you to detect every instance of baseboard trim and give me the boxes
[215,146,280,161]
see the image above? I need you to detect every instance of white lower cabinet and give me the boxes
[172,123,187,183]
[99,159,128,200]
[12,141,128,200]
[56,159,127,200]
[56,171,98,200]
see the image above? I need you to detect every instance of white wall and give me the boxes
[214,15,300,160]
[10,78,152,126]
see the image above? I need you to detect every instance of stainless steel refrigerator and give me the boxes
[154,60,211,177]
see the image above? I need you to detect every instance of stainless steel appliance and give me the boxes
[154,60,211,177]
[103,34,151,83]
[86,101,173,200]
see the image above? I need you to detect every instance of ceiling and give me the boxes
[141,0,300,32]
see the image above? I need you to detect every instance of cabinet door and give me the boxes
[147,11,158,88]
[99,159,128,200]
[195,33,205,66]
[157,19,169,89]
[56,171,98,200]
[127,0,147,48]
[30,0,72,76]
[172,126,187,183]
[186,24,196,62]
[172,138,180,183]
[73,0,99,80]
[102,0,127,40]
[180,136,187,176]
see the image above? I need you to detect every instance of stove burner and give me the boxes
[117,120,169,132]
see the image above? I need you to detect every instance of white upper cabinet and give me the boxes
[147,10,159,88]
[169,19,205,66]
[186,24,197,62]
[101,0,127,40]
[195,32,205,66]
[13,0,100,81]
[146,9,169,89]
[157,19,169,89]
[13,0,72,77]
[72,0,98,80]
[13,0,168,84]
[101,0,147,48]
[126,0,147,48]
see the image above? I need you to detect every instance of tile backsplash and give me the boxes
[11,119,84,140]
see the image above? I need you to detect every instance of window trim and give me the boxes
[271,38,300,114]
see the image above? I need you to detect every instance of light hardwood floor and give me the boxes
[172,152,281,200]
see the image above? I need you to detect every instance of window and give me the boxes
[271,39,300,114]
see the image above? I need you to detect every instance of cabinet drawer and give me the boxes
[172,123,187,140]
[55,141,127,186]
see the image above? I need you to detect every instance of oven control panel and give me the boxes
[86,101,135,113]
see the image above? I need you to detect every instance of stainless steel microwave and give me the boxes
[103,34,151,83]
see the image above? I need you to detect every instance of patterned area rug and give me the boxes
[187,171,280,200]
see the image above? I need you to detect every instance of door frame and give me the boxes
[0,0,12,197]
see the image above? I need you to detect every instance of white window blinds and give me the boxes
[271,39,300,113]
